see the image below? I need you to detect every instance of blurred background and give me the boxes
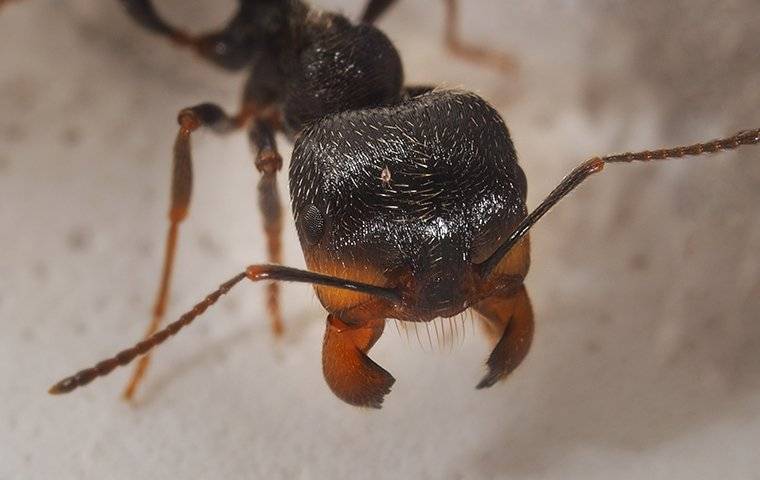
[1,1,759,478]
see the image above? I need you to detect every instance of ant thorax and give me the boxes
[280,13,404,133]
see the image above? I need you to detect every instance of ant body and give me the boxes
[39,0,759,408]
[36,0,513,402]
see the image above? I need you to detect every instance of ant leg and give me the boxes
[247,111,285,335]
[359,0,517,74]
[442,0,517,74]
[360,0,397,24]
[118,0,194,45]
[122,103,250,400]
[118,0,256,70]
[480,128,760,276]
[473,285,534,389]
[322,312,395,408]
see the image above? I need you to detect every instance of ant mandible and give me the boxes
[44,0,759,408]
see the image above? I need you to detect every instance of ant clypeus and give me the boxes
[38,0,759,408]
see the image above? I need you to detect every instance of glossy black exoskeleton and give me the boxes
[291,90,528,321]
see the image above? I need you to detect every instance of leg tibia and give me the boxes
[249,116,284,335]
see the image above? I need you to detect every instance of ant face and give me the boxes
[290,91,527,320]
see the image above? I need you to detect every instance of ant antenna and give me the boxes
[480,128,760,277]
[48,265,400,395]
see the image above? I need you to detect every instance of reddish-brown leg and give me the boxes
[443,0,517,74]
[248,112,285,336]
[360,0,516,74]
[122,103,250,400]
[473,285,534,389]
[322,313,395,408]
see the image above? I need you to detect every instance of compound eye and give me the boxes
[300,204,325,245]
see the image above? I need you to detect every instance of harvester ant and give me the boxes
[39,0,759,408]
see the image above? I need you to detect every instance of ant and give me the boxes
[39,0,759,408]
[23,0,513,402]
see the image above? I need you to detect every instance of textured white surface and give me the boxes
[1,1,759,479]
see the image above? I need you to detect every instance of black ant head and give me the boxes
[290,90,527,320]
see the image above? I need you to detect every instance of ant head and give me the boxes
[290,91,527,320]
